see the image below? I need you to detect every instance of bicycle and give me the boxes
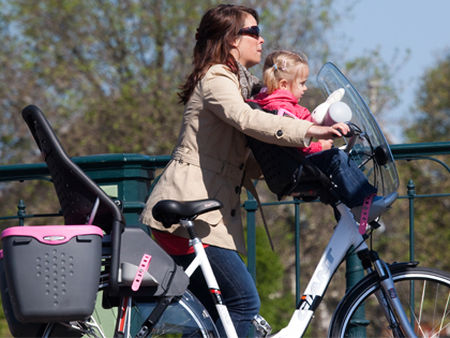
[0,63,449,338]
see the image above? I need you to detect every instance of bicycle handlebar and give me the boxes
[343,122,360,153]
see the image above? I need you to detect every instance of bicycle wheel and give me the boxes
[131,291,219,337]
[329,264,450,337]
[78,290,218,338]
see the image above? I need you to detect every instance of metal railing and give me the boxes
[0,142,449,302]
[0,153,170,227]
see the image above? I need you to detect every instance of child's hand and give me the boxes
[319,139,333,150]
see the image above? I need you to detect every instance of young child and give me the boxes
[250,50,331,155]
[249,50,377,209]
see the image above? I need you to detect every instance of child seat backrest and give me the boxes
[21,105,188,299]
[22,105,125,293]
[21,105,124,233]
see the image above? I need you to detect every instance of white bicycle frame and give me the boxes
[178,203,366,338]
[273,203,368,337]
[178,193,415,338]
[182,219,239,338]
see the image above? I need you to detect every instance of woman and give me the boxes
[141,4,348,336]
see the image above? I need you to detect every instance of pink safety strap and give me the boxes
[131,254,152,292]
[359,193,376,235]
[277,108,298,119]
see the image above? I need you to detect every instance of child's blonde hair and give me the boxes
[263,50,308,94]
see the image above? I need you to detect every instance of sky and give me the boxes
[331,0,450,142]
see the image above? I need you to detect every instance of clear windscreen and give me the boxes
[316,62,399,196]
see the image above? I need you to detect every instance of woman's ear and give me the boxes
[230,40,241,61]
[231,36,241,48]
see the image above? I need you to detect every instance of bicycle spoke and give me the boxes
[418,280,426,326]
[438,290,450,335]
[411,307,428,338]
[410,280,450,337]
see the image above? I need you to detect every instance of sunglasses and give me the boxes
[238,25,260,39]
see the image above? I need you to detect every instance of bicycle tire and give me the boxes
[22,290,217,338]
[329,264,450,337]
[131,291,218,337]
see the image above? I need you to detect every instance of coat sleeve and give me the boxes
[203,65,313,148]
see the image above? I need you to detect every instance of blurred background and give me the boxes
[0,0,448,336]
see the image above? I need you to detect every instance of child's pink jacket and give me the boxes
[248,89,322,154]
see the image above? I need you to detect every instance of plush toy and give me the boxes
[311,88,352,126]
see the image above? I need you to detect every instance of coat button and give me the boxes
[239,163,244,170]
[231,209,236,217]
[235,186,241,194]
[276,129,283,137]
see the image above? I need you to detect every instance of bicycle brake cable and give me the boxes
[346,237,368,258]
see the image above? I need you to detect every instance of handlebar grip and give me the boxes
[344,122,357,137]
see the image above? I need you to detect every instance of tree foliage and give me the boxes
[0,0,212,159]
[0,0,400,161]
[406,52,450,142]
[394,51,450,272]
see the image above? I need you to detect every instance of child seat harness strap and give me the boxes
[359,193,376,234]
[131,254,152,292]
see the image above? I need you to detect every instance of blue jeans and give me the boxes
[307,148,377,207]
[172,246,260,337]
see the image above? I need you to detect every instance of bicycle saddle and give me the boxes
[152,199,223,228]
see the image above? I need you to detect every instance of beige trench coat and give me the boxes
[140,64,313,254]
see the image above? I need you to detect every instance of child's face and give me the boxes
[287,64,309,101]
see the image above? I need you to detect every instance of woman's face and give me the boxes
[231,14,264,68]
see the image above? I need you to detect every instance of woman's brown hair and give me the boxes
[178,4,259,105]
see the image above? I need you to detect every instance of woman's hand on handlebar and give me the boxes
[332,122,351,136]
[306,123,350,139]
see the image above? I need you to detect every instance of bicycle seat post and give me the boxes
[179,218,238,338]
[179,219,197,242]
